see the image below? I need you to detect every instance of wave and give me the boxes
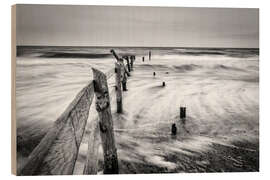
[173,64,202,72]
[174,48,259,59]
[213,65,246,72]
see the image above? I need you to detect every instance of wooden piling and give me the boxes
[122,80,127,91]
[130,56,134,71]
[162,82,166,87]
[110,49,120,61]
[180,107,186,119]
[92,68,119,174]
[119,58,130,77]
[115,63,123,113]
[124,56,131,72]
[171,123,177,135]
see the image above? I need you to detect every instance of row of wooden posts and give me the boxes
[18,49,187,175]
[83,50,135,174]
[82,49,138,174]
[141,50,152,62]
[111,50,136,113]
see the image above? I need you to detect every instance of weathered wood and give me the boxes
[162,82,166,87]
[119,58,130,77]
[171,123,177,135]
[118,59,129,91]
[83,118,101,174]
[19,82,95,175]
[110,49,120,61]
[124,56,131,72]
[180,107,186,125]
[92,68,119,174]
[115,63,123,113]
[105,68,116,79]
[130,56,134,71]
[180,107,186,119]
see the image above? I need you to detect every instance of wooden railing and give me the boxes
[18,50,136,175]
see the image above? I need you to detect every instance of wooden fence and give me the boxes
[18,50,135,175]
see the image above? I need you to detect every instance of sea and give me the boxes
[16,46,259,173]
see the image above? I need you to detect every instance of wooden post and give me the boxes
[180,107,186,119]
[162,82,166,87]
[110,49,120,61]
[142,57,144,62]
[180,107,186,125]
[125,56,131,72]
[115,63,123,113]
[92,68,119,174]
[153,72,156,76]
[130,56,134,71]
[119,58,130,77]
[171,123,177,135]
[149,51,151,60]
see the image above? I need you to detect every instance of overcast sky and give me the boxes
[16,4,259,48]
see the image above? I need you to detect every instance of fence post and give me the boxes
[162,82,166,87]
[130,56,134,71]
[110,49,120,61]
[171,123,177,135]
[124,56,131,72]
[180,107,186,119]
[180,107,186,124]
[92,68,119,174]
[115,63,123,113]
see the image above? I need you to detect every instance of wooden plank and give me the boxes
[105,68,115,79]
[92,68,119,174]
[83,117,101,174]
[18,82,95,175]
[115,63,123,113]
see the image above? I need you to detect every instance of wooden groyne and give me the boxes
[18,82,94,175]
[18,50,136,175]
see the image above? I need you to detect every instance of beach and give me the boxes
[16,46,259,173]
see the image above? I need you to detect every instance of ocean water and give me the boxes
[16,46,259,173]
